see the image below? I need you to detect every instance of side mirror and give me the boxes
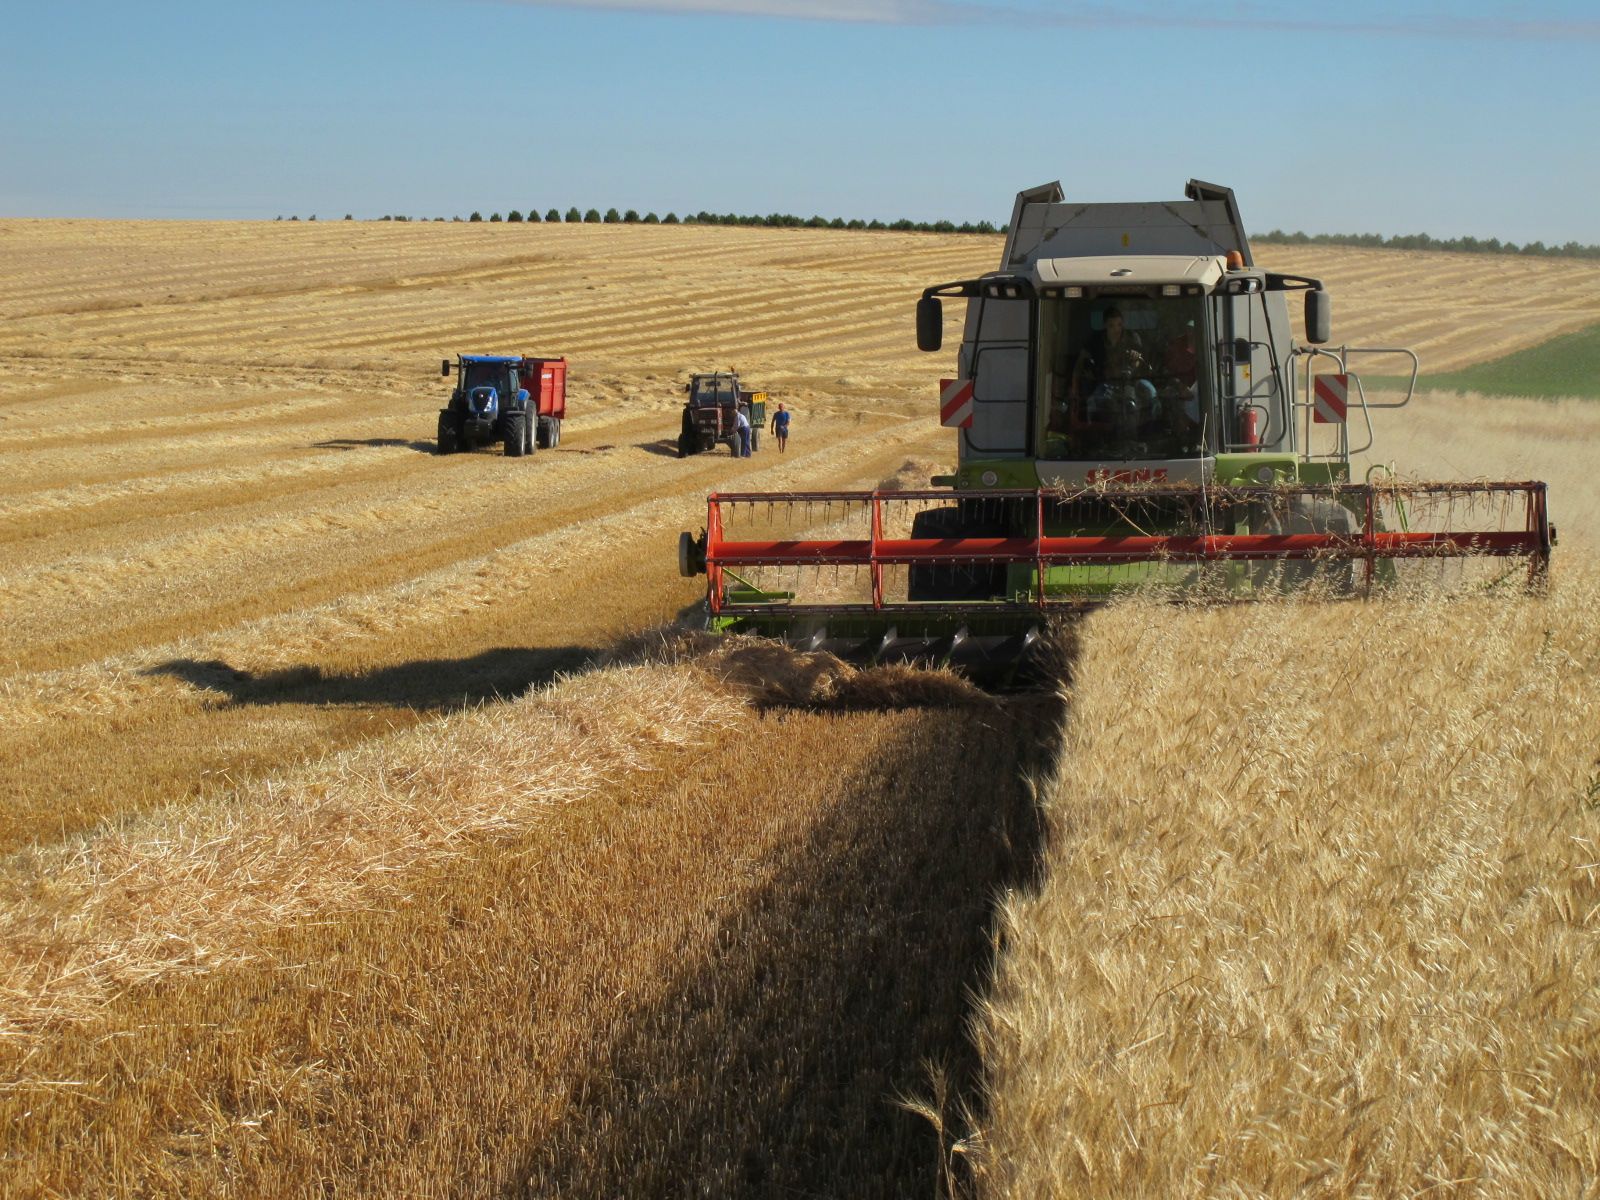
[916,296,943,352]
[441,359,451,377]
[1305,290,1331,345]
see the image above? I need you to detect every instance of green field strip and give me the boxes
[1371,320,1600,399]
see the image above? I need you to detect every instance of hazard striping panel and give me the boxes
[939,377,974,428]
[1314,373,1349,424]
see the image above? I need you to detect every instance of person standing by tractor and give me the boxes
[770,403,791,452]
[734,403,753,457]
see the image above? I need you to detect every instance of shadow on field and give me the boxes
[310,437,437,453]
[511,693,1067,1199]
[633,438,683,458]
[145,646,596,712]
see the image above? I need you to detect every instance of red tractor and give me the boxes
[677,371,766,457]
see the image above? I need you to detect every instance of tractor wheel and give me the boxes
[551,417,561,447]
[536,416,553,450]
[504,414,527,458]
[524,413,536,456]
[437,412,459,455]
[751,429,761,453]
[907,506,1006,600]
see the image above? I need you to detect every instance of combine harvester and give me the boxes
[677,180,1554,674]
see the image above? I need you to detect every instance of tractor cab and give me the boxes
[453,355,526,418]
[689,372,740,409]
[459,356,520,398]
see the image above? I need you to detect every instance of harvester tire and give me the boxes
[437,413,459,455]
[504,414,527,458]
[908,506,1006,601]
[1248,496,1357,595]
[1288,496,1357,595]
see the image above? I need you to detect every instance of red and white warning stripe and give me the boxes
[939,377,974,428]
[1313,373,1349,424]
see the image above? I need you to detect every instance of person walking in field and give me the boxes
[771,402,791,452]
[734,403,753,457]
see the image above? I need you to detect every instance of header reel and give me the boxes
[677,480,1552,676]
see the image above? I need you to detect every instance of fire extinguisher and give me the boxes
[1239,406,1260,449]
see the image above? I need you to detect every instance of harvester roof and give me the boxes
[1032,254,1226,289]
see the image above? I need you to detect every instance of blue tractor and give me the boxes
[439,355,535,456]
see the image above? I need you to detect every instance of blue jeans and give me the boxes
[738,427,751,457]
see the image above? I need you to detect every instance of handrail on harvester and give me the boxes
[698,482,1552,615]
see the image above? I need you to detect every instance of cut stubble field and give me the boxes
[2,219,1599,1197]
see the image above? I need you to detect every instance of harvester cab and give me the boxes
[438,354,567,457]
[678,371,767,457]
[677,179,1553,676]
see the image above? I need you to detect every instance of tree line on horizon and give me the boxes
[1259,228,1600,260]
[268,210,1600,260]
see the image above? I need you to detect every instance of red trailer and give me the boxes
[517,356,567,449]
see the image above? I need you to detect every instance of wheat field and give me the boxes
[2,219,1597,1196]
[972,405,1600,1195]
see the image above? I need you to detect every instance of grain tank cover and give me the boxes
[1004,178,1252,270]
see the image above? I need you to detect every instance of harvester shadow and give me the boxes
[634,438,683,458]
[309,437,437,453]
[673,599,708,626]
[145,645,596,712]
[509,691,1067,1199]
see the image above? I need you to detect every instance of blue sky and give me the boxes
[2,0,1595,244]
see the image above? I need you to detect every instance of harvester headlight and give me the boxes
[1064,286,1083,298]
[1161,284,1181,297]
[1255,465,1276,484]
